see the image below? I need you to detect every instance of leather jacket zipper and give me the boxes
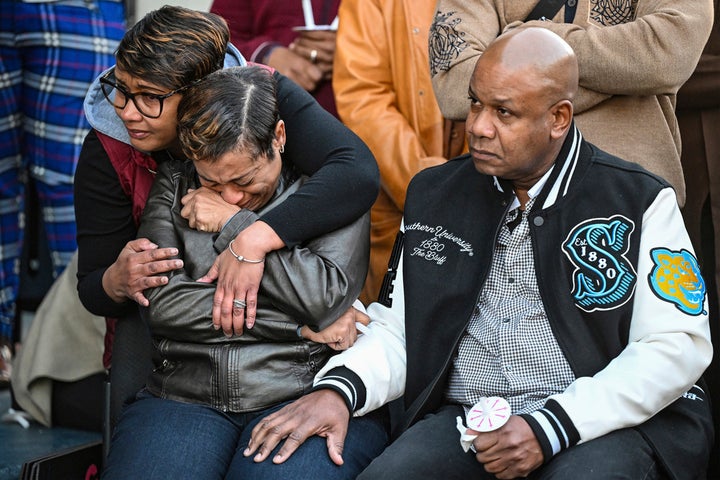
[218,344,230,411]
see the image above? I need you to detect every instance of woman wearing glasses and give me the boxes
[74,5,378,429]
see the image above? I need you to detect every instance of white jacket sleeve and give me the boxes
[549,187,712,442]
[314,230,408,416]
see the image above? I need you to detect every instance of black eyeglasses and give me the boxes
[99,67,200,119]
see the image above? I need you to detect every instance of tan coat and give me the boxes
[334,0,466,302]
[12,252,105,426]
[430,0,715,206]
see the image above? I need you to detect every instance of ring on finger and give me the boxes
[233,299,246,309]
[309,49,318,63]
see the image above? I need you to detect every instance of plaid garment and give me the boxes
[446,197,576,415]
[0,0,125,342]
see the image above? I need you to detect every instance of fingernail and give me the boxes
[213,324,220,330]
[243,448,250,456]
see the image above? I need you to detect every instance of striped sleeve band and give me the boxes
[312,366,367,413]
[520,399,580,462]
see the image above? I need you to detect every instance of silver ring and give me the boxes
[309,49,318,63]
[233,299,246,309]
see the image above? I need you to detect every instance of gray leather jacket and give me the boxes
[137,160,370,412]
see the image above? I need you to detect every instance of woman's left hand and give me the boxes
[197,221,284,336]
[180,187,239,232]
[300,307,370,350]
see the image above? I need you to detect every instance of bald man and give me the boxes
[246,27,712,479]
[430,0,713,209]
[352,27,711,479]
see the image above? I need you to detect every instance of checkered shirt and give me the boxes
[446,197,576,415]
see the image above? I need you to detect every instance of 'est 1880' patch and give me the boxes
[563,216,637,312]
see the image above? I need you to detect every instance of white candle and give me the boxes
[302,0,315,27]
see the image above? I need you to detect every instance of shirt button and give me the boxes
[501,318,510,324]
[473,306,480,316]
[507,277,515,284]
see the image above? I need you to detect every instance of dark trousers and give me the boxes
[359,404,661,480]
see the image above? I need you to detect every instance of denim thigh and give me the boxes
[536,427,662,480]
[359,403,663,480]
[228,409,389,480]
[103,394,244,480]
[359,404,489,480]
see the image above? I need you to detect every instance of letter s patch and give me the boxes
[563,216,637,312]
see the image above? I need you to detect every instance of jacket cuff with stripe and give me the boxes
[520,399,580,462]
[312,366,367,413]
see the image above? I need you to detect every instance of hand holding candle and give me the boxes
[456,396,511,452]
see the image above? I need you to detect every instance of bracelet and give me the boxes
[228,240,265,264]
[296,325,304,338]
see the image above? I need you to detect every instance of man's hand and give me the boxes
[472,415,544,479]
[301,306,370,350]
[102,238,183,306]
[180,187,239,233]
[244,389,350,465]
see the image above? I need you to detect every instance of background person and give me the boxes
[332,0,466,302]
[0,0,125,386]
[676,0,720,474]
[210,0,340,116]
[429,0,714,207]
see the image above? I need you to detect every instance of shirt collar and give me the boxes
[507,165,555,211]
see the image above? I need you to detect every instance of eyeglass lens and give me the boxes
[101,81,164,118]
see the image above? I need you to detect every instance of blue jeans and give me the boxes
[103,391,388,480]
[358,404,662,480]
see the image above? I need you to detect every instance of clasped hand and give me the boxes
[300,307,370,350]
[267,30,336,92]
[470,416,544,479]
[180,187,239,233]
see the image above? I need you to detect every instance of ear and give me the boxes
[274,119,286,146]
[549,100,573,140]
